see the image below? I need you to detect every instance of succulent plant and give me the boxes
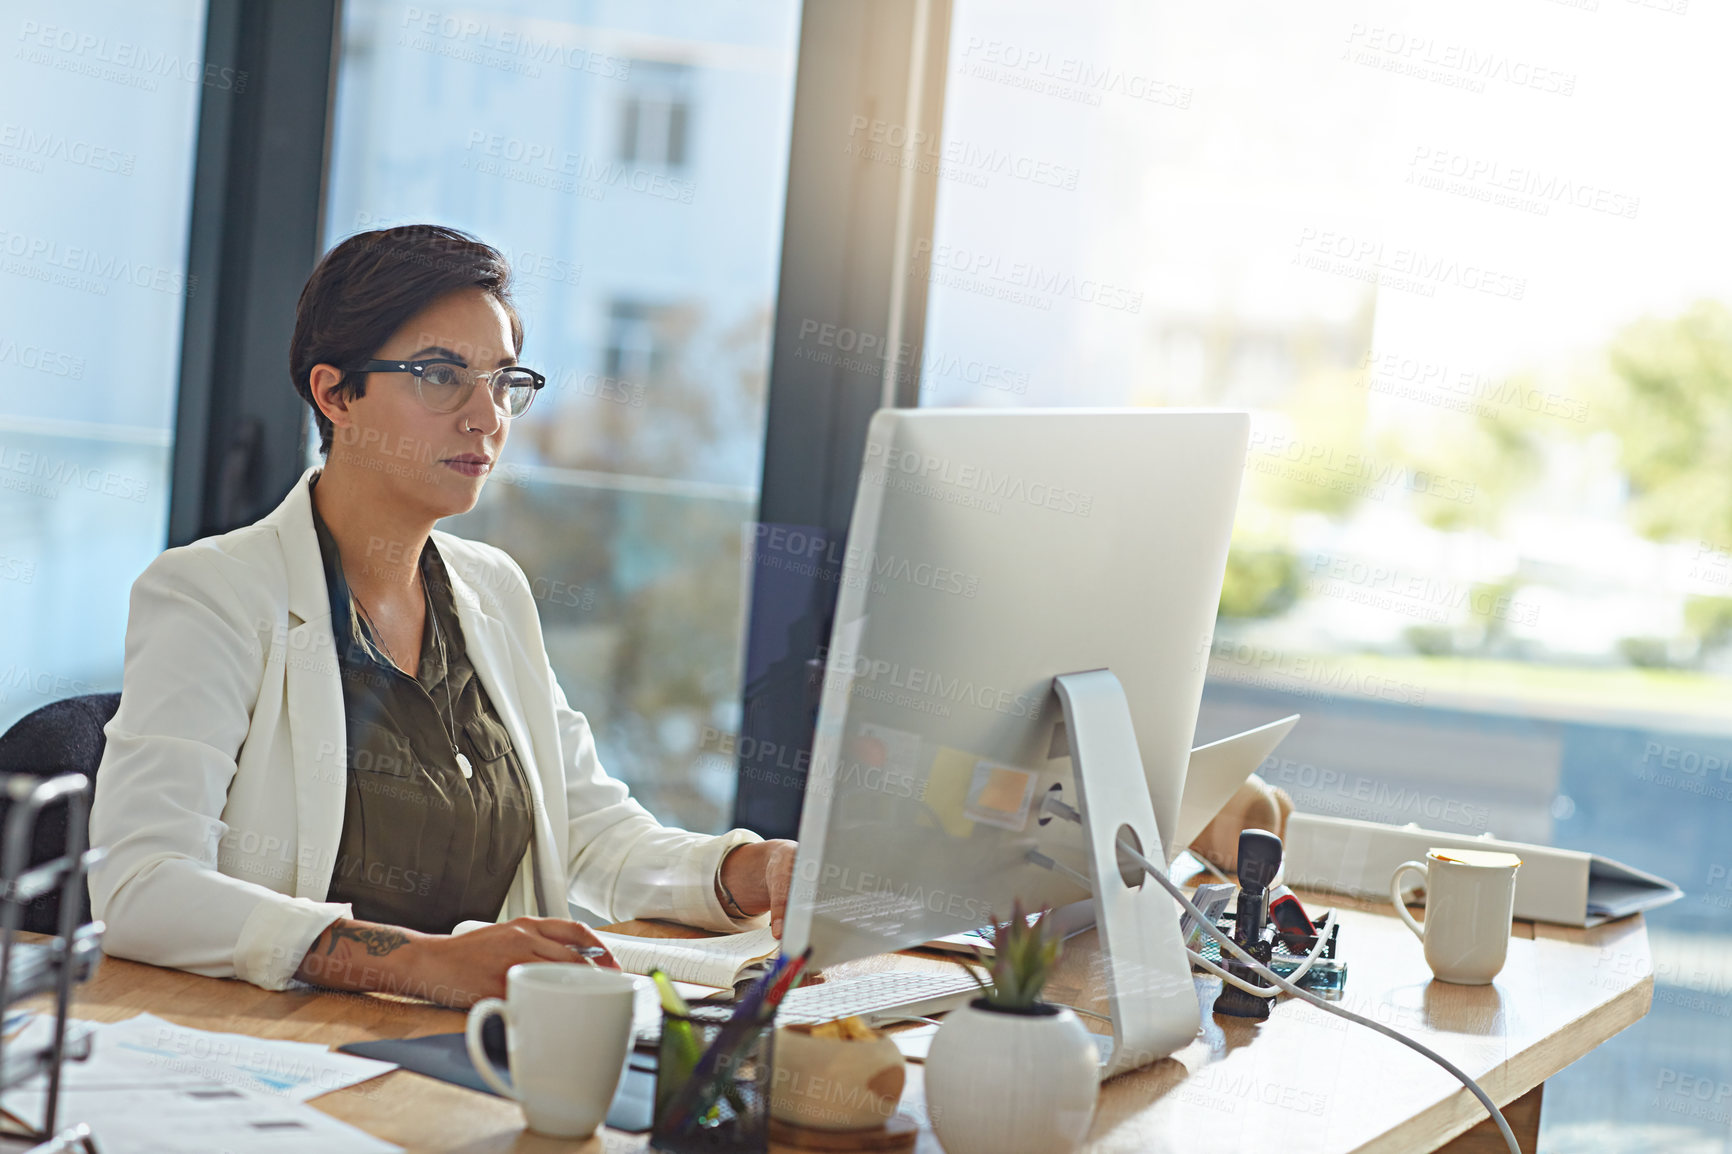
[963,899,1062,1012]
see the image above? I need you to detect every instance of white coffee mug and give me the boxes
[1390,849,1522,986]
[465,962,639,1138]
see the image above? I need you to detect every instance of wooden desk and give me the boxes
[14,894,1650,1154]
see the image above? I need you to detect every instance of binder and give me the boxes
[1281,811,1682,927]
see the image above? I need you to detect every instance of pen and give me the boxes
[663,949,811,1134]
[653,970,747,1119]
[570,945,608,967]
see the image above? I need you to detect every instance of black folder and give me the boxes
[338,1016,657,1133]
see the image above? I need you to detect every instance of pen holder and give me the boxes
[651,997,774,1154]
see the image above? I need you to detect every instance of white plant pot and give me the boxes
[923,999,1099,1154]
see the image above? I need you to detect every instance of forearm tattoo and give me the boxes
[323,921,410,957]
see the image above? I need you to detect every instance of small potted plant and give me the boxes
[923,901,1099,1154]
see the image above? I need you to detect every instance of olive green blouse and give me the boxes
[310,479,535,934]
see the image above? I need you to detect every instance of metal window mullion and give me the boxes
[169,0,341,546]
[732,0,954,837]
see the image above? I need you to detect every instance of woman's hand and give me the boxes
[717,839,798,938]
[295,916,618,1009]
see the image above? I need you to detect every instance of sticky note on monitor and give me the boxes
[963,760,1038,831]
[925,747,980,838]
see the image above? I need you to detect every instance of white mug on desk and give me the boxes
[1390,849,1522,986]
[465,962,639,1138]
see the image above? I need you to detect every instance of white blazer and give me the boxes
[89,467,762,990]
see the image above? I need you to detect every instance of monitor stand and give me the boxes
[1052,669,1200,1079]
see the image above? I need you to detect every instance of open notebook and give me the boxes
[590,927,781,990]
[450,921,780,990]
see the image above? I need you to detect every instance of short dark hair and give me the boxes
[290,225,524,455]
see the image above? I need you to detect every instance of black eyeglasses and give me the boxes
[347,358,546,418]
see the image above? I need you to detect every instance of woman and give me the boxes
[88,225,795,1007]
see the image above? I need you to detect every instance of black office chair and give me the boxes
[0,693,120,933]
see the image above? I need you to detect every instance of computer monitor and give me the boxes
[781,408,1249,984]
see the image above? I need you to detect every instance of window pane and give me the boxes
[0,0,206,729]
[921,0,1731,1142]
[325,0,799,832]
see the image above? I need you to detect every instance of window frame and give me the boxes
[170,0,341,546]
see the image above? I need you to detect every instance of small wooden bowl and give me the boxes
[771,1023,907,1132]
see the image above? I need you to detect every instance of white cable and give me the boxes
[1029,798,1516,1154]
[1053,1003,1114,1025]
[1192,853,1235,885]
[1188,949,1271,996]
[1116,836,1520,1154]
[1027,844,1334,998]
[1273,908,1335,985]
[1186,909,1337,998]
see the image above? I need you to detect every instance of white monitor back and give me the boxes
[783,408,1248,969]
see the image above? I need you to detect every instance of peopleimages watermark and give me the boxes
[912,239,1143,314]
[1246,430,1478,506]
[800,858,992,926]
[0,227,196,299]
[0,333,85,379]
[1593,940,1732,1007]
[819,644,1045,722]
[844,115,1080,191]
[0,444,151,503]
[861,440,1094,517]
[1702,863,1732,912]
[352,212,585,289]
[505,249,583,288]
[1208,638,1428,705]
[329,853,436,898]
[342,524,597,615]
[1687,540,1732,590]
[0,121,134,176]
[1635,740,1732,802]
[1305,552,1541,627]
[0,665,95,708]
[1174,1067,1329,1118]
[544,366,646,408]
[705,727,923,805]
[1406,146,1640,220]
[397,8,632,79]
[1260,756,1491,829]
[1341,24,1576,96]
[1653,1067,1732,1126]
[1357,351,1588,424]
[956,36,1193,111]
[143,1024,390,1102]
[461,131,695,205]
[752,523,982,600]
[14,20,248,94]
[1293,228,1525,301]
[791,318,1030,396]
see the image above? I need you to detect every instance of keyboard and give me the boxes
[776,969,983,1028]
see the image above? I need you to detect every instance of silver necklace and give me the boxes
[423,579,474,779]
[353,580,472,780]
